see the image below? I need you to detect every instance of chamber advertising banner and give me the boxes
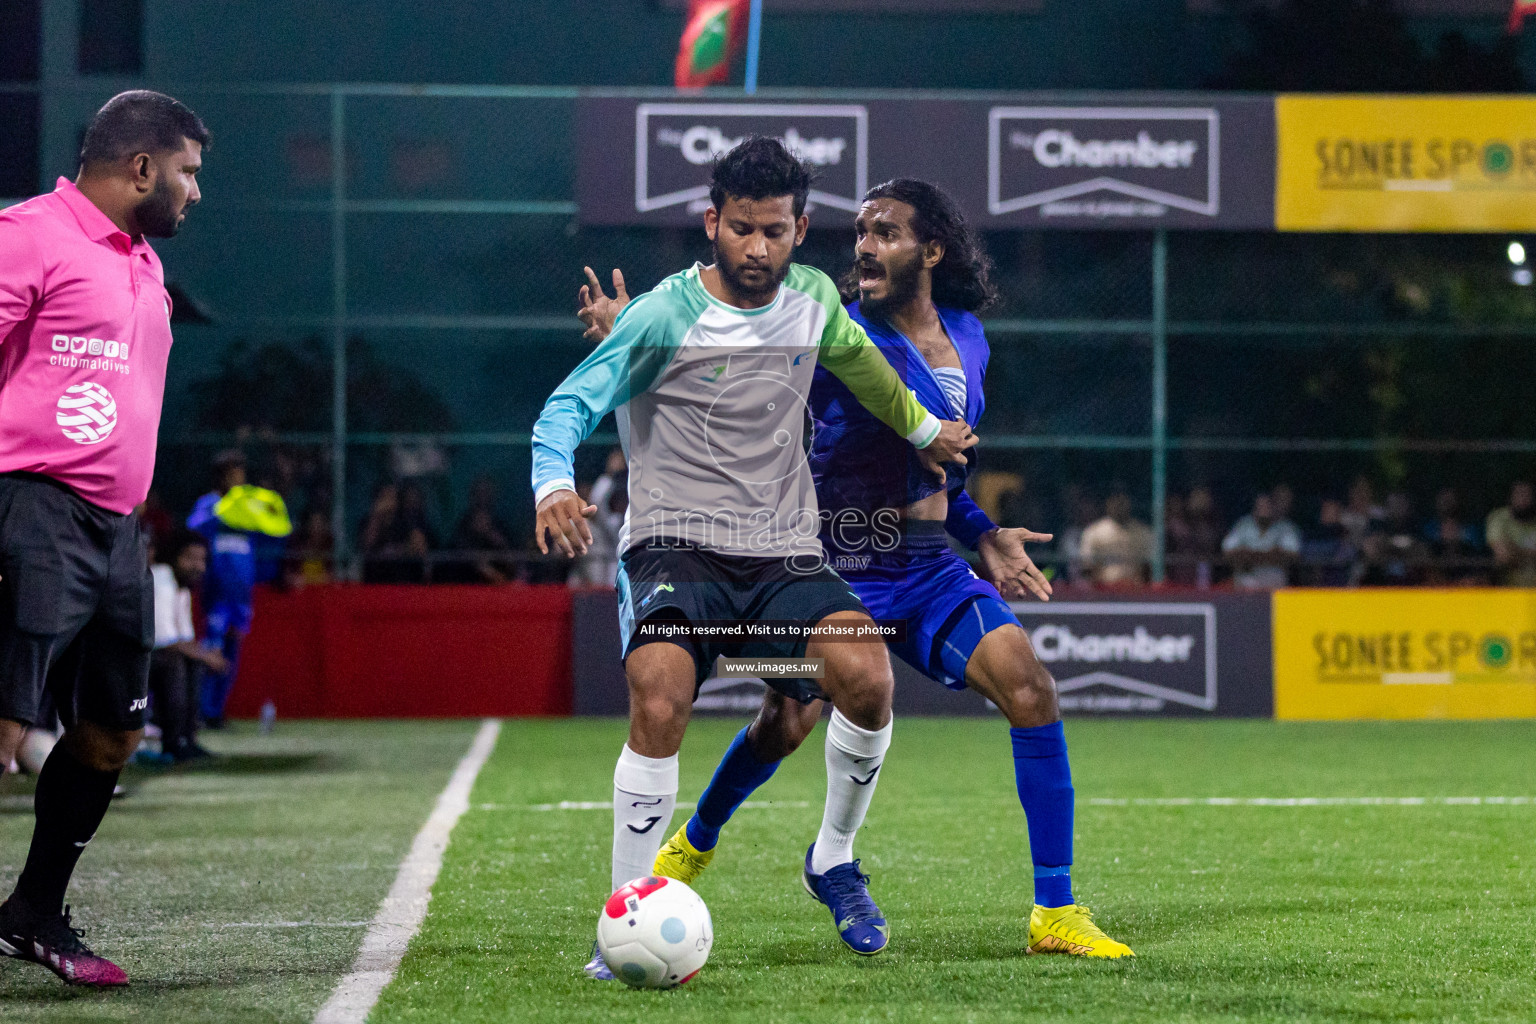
[1276,95,1536,231]
[570,590,1272,717]
[578,95,1276,230]
[1273,589,1536,720]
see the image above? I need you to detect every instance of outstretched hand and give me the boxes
[578,266,630,343]
[978,526,1055,602]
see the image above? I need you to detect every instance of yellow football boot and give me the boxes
[652,825,714,885]
[1026,904,1135,958]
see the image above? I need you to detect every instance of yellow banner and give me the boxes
[1276,95,1536,231]
[1274,589,1536,720]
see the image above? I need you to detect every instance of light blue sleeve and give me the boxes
[530,292,688,503]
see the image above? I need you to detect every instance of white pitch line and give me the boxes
[216,921,370,929]
[1086,796,1534,807]
[313,719,501,1024]
[485,799,811,812]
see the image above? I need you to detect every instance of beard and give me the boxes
[856,251,922,316]
[712,238,791,302]
[136,177,184,238]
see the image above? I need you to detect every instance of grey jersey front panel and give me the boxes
[621,295,827,560]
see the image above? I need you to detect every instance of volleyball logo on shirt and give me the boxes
[56,382,119,445]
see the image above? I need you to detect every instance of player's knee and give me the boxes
[825,644,893,728]
[752,700,818,760]
[0,719,23,768]
[64,725,142,771]
[630,688,691,730]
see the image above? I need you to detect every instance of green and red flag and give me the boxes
[1511,0,1536,33]
[675,0,749,89]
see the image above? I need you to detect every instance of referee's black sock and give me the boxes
[11,744,119,919]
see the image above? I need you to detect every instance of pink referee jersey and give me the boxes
[0,178,174,515]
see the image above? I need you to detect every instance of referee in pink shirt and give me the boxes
[0,91,206,988]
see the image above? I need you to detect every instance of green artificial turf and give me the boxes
[0,718,477,1024]
[375,718,1536,1024]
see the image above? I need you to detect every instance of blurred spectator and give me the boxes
[1339,475,1384,547]
[149,531,228,761]
[1303,498,1359,586]
[570,451,628,587]
[1424,487,1478,547]
[1270,482,1295,524]
[1359,492,1428,586]
[1222,491,1301,590]
[136,487,176,551]
[1055,489,1100,584]
[187,450,256,730]
[1166,486,1223,587]
[1485,480,1536,586]
[442,476,518,584]
[1424,488,1485,585]
[1080,492,1153,586]
[285,508,334,587]
[360,480,436,583]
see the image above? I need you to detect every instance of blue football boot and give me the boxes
[583,940,615,980]
[802,844,890,956]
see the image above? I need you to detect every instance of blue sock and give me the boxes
[685,725,781,852]
[1010,722,1075,908]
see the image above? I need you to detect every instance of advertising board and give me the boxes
[578,95,1275,230]
[1276,95,1536,231]
[1274,589,1536,719]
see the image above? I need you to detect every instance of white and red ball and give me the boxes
[596,876,713,989]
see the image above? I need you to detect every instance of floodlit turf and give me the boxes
[0,718,478,1024]
[375,718,1536,1024]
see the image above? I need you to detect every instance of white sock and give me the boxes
[810,709,892,875]
[612,744,679,891]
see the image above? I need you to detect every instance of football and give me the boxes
[596,876,713,989]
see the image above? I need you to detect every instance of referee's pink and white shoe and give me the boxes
[0,899,129,987]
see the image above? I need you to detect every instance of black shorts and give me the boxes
[0,473,153,731]
[616,543,870,704]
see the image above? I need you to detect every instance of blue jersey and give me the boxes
[187,491,257,613]
[809,302,997,553]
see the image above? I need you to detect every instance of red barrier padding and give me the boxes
[225,583,574,718]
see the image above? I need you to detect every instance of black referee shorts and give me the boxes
[0,473,153,732]
[616,543,871,704]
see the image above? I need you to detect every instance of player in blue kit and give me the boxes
[579,178,1132,958]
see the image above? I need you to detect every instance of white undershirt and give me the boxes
[933,366,967,419]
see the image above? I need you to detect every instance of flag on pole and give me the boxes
[675,0,749,88]
[1510,0,1536,33]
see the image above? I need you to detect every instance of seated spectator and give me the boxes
[136,487,176,552]
[1424,488,1485,585]
[1056,489,1101,585]
[150,532,229,761]
[360,480,436,583]
[1167,486,1223,587]
[441,476,518,584]
[1270,482,1295,524]
[285,508,333,587]
[1080,492,1153,586]
[1222,491,1301,590]
[1303,498,1359,586]
[1486,480,1536,586]
[1339,475,1384,547]
[1359,491,1428,586]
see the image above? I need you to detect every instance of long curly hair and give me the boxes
[839,178,998,312]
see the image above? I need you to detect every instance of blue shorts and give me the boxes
[833,532,1018,689]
